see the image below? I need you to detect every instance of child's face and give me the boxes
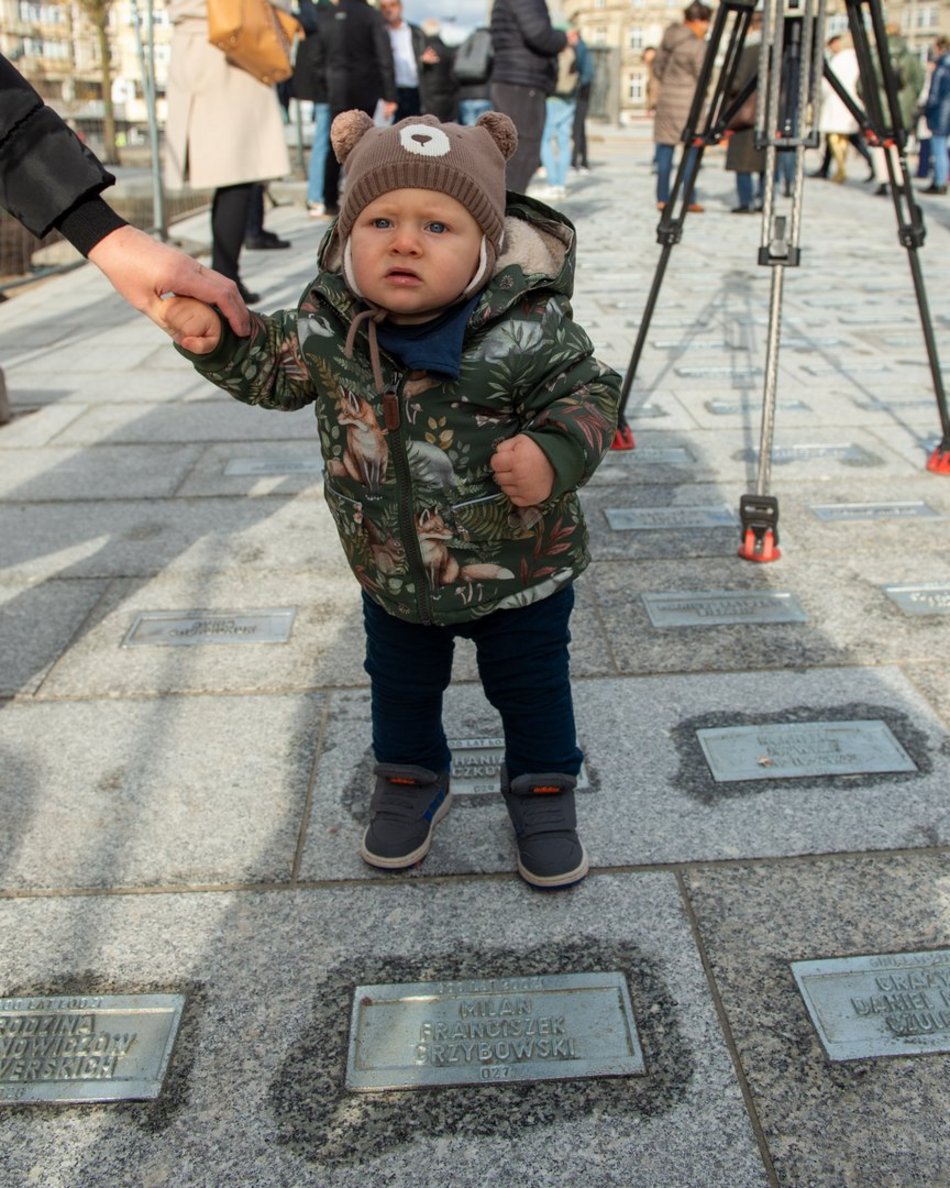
[348,188,483,324]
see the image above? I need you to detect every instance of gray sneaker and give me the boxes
[502,770,589,889]
[360,764,451,869]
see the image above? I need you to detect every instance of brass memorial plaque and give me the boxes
[0,994,185,1104]
[792,950,950,1061]
[641,590,808,628]
[346,972,645,1091]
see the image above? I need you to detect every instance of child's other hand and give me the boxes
[490,434,555,507]
[159,295,223,354]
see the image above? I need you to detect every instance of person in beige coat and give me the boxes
[165,0,290,302]
[653,1,711,211]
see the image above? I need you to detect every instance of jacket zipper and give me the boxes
[382,382,432,624]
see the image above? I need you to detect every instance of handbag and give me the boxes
[727,92,758,132]
[208,0,301,87]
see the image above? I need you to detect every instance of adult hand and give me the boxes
[87,225,251,337]
[490,434,556,507]
[381,99,399,120]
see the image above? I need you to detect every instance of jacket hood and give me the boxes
[314,195,576,327]
[661,23,700,52]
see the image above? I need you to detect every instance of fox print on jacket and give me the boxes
[181,195,620,626]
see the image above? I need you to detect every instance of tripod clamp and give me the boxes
[738,494,781,562]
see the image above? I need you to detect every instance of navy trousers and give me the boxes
[362,587,583,782]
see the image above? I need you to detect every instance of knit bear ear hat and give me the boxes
[330,110,518,300]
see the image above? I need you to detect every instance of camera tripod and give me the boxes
[613,0,949,563]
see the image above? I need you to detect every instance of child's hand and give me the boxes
[158,295,223,354]
[490,434,556,507]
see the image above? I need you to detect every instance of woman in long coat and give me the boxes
[652,2,711,210]
[165,0,290,301]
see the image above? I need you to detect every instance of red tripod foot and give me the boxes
[738,528,782,563]
[611,423,636,451]
[926,444,950,474]
[737,493,781,563]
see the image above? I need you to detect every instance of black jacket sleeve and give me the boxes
[1,53,124,248]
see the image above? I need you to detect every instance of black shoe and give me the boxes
[807,170,828,179]
[360,764,451,869]
[502,770,588,889]
[323,204,340,217]
[730,205,754,213]
[244,231,291,250]
[874,183,889,197]
[864,172,876,183]
[237,281,261,305]
[923,183,948,195]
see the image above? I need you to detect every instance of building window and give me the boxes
[592,25,608,45]
[628,26,644,50]
[628,73,644,101]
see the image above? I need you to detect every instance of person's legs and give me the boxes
[828,133,849,183]
[211,182,253,286]
[458,97,492,126]
[572,90,590,168]
[551,98,575,190]
[492,81,547,194]
[735,171,753,209]
[360,594,454,868]
[307,101,331,210]
[931,134,949,188]
[539,99,557,187]
[655,142,675,204]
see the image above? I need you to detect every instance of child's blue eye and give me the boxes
[372,217,392,229]
[427,221,447,234]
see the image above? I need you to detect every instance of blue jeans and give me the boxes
[655,142,699,205]
[362,587,583,782]
[736,171,764,208]
[932,134,949,186]
[307,102,330,206]
[459,98,492,126]
[540,97,576,189]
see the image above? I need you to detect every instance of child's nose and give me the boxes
[390,227,421,253]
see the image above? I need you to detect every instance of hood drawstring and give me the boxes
[344,304,389,395]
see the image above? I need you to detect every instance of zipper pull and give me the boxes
[382,388,400,431]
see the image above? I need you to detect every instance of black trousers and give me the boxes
[490,80,547,194]
[211,182,254,282]
[324,101,377,210]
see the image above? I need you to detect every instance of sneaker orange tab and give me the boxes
[533,784,561,794]
[389,776,418,786]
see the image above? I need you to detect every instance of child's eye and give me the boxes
[426,221,447,234]
[371,217,393,229]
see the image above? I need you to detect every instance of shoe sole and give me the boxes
[359,792,452,870]
[517,845,589,890]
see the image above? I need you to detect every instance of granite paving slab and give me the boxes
[0,578,108,697]
[0,444,203,502]
[2,369,217,405]
[297,666,950,882]
[681,853,950,1186]
[177,442,325,498]
[1,496,344,581]
[0,876,769,1188]
[0,693,322,890]
[48,400,317,447]
[0,403,86,447]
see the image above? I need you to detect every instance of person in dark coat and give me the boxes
[724,10,765,212]
[321,0,397,215]
[419,19,460,122]
[0,52,249,334]
[489,0,570,193]
[291,0,334,216]
[924,35,950,194]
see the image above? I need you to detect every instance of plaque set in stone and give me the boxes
[0,994,185,1104]
[793,950,950,1061]
[448,739,589,796]
[123,608,296,647]
[346,972,645,1090]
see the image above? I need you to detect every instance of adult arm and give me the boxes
[0,53,250,336]
[509,0,567,59]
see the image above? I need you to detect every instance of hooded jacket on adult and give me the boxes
[489,0,567,94]
[925,50,950,137]
[653,23,707,146]
[181,197,620,627]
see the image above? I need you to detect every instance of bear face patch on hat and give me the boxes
[330,111,518,254]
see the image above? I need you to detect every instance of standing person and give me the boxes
[244,183,292,250]
[380,0,428,121]
[292,0,333,218]
[453,25,494,126]
[489,0,572,194]
[0,52,250,337]
[571,28,596,173]
[819,38,862,184]
[923,35,950,195]
[162,111,621,889]
[321,0,397,217]
[724,9,764,213]
[861,23,925,197]
[653,1,712,213]
[538,35,578,200]
[419,19,460,122]
[165,0,290,305]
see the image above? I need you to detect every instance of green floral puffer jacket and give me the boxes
[183,196,620,625]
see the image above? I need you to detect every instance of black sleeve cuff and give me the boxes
[54,195,127,257]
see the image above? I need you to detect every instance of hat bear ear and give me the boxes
[475,112,518,162]
[331,110,375,165]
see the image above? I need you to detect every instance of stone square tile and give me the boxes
[682,853,950,1185]
[1,495,343,582]
[0,876,768,1187]
[0,444,203,502]
[0,693,322,890]
[0,403,86,447]
[177,442,324,498]
[50,400,316,447]
[298,666,950,881]
[0,578,108,697]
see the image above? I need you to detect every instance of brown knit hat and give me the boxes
[330,111,518,255]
